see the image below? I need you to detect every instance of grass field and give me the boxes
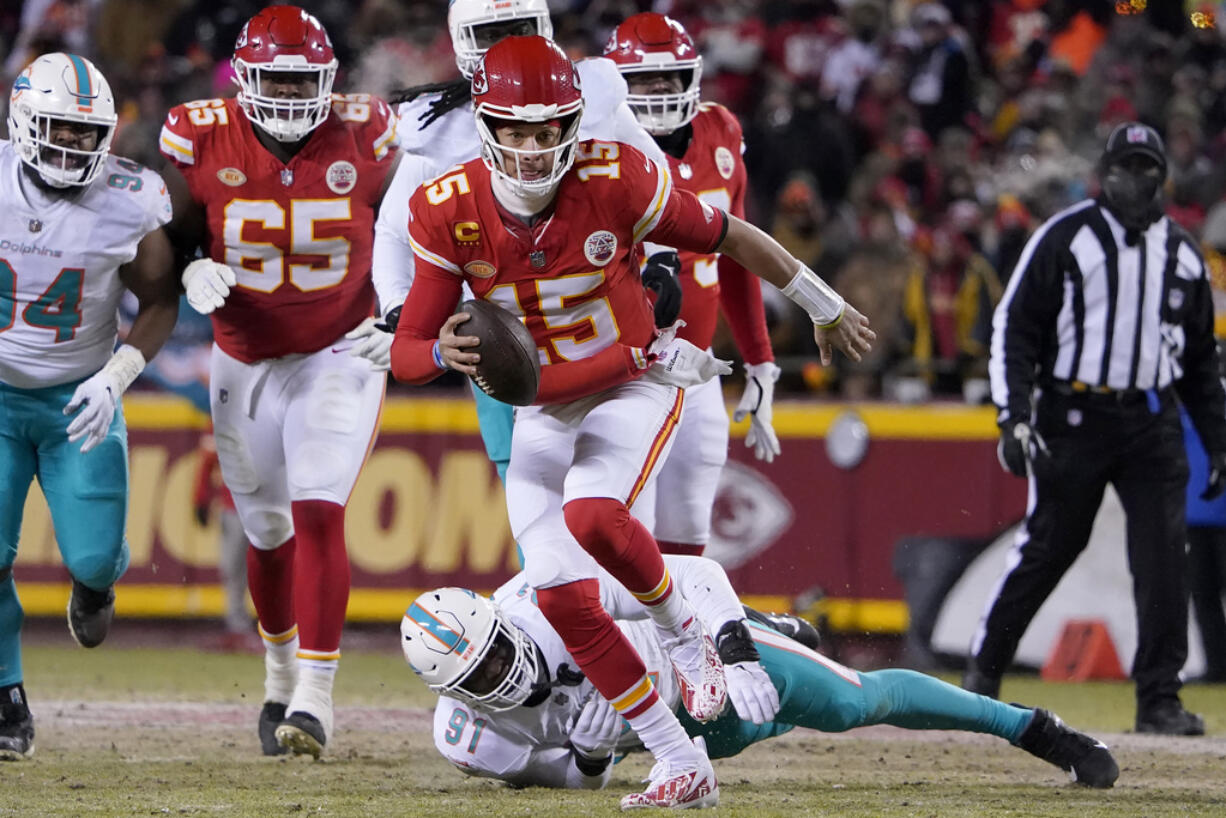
[4,626,1226,817]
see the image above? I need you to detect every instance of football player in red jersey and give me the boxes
[390,36,872,809]
[606,12,779,559]
[157,6,400,759]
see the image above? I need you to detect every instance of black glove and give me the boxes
[641,251,682,329]
[1203,451,1226,500]
[997,419,1047,478]
[376,304,402,333]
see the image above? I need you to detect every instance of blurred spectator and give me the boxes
[744,78,856,226]
[95,0,188,80]
[900,223,1002,399]
[905,2,975,139]
[984,194,1033,285]
[770,171,857,280]
[689,0,767,113]
[3,0,101,79]
[849,53,910,150]
[13,0,1226,402]
[194,430,260,654]
[820,0,886,114]
[831,199,922,400]
[348,0,453,97]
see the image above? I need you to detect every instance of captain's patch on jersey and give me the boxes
[583,230,617,267]
[326,161,357,194]
[715,146,735,180]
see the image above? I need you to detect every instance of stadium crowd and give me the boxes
[2,0,1223,402]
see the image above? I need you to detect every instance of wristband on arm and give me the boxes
[780,262,845,327]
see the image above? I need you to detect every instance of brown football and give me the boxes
[458,299,541,406]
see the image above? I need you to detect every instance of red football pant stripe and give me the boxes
[626,388,683,507]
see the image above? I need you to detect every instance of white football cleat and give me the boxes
[620,739,718,810]
[661,617,727,723]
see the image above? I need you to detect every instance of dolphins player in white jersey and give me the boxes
[402,556,1121,795]
[352,0,681,487]
[0,53,179,760]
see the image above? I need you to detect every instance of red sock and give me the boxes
[657,541,705,557]
[290,499,350,654]
[563,497,668,597]
[247,538,296,636]
[536,580,660,718]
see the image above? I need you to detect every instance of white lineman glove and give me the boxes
[716,619,781,725]
[182,258,236,315]
[645,335,733,389]
[725,661,781,725]
[569,694,623,761]
[63,345,145,453]
[344,317,393,371]
[733,361,782,463]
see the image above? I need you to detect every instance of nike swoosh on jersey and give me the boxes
[168,113,179,125]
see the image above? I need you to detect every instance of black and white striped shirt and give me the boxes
[990,199,1226,447]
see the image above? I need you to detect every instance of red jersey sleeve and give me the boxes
[337,93,399,163]
[536,344,648,405]
[641,183,728,257]
[390,185,464,384]
[715,159,772,364]
[390,261,463,384]
[158,101,202,171]
[607,143,726,253]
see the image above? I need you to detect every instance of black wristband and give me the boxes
[380,305,402,333]
[569,743,613,777]
[716,620,760,664]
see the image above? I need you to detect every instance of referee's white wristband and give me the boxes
[102,344,146,394]
[781,262,845,327]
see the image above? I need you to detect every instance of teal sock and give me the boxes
[859,669,1033,741]
[0,569,25,687]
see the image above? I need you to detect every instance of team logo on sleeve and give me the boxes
[714,146,735,180]
[583,230,618,266]
[217,167,247,186]
[326,161,357,194]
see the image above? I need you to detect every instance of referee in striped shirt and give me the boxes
[963,123,1226,736]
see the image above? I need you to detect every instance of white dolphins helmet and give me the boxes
[401,587,543,712]
[8,53,117,188]
[447,0,554,80]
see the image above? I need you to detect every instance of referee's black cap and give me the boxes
[1102,122,1167,172]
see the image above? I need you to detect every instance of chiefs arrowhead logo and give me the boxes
[707,461,794,570]
[471,64,489,96]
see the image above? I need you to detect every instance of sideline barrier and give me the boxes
[14,394,1025,629]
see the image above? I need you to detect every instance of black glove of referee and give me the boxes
[997,419,1048,478]
[1202,451,1226,500]
[641,251,683,329]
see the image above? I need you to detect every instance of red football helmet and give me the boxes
[604,13,702,135]
[472,35,584,196]
[232,6,337,142]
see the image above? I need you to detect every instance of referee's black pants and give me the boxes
[970,387,1189,710]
